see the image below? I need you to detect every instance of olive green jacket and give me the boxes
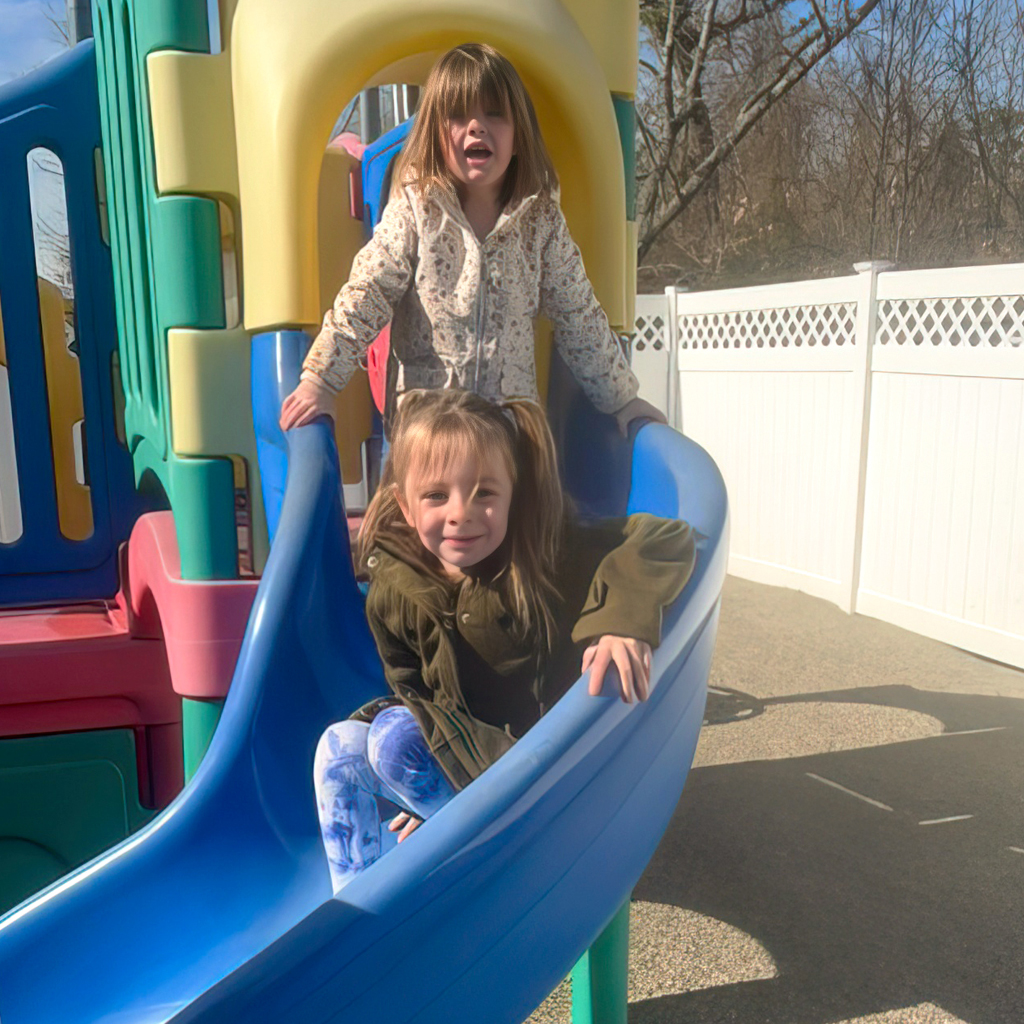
[363,514,696,790]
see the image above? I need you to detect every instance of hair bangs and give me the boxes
[404,409,515,494]
[393,43,557,206]
[436,54,509,122]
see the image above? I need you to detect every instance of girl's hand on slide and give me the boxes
[583,636,653,703]
[279,378,336,430]
[388,812,424,842]
[613,397,667,437]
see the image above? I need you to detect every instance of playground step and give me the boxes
[0,601,128,645]
[0,611,177,737]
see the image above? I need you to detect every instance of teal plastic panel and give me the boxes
[91,0,237,580]
[0,729,154,915]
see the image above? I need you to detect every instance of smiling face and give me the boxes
[397,442,514,578]
[444,99,516,202]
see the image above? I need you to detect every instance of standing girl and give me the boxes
[313,390,694,890]
[280,42,658,433]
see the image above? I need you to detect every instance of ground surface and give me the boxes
[528,576,1024,1024]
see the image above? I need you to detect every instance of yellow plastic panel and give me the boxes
[318,145,375,482]
[623,220,637,332]
[364,52,440,89]
[148,50,239,200]
[317,147,367,314]
[333,372,373,484]
[218,0,241,52]
[38,279,92,541]
[529,76,627,330]
[229,0,627,334]
[167,327,269,570]
[561,0,637,96]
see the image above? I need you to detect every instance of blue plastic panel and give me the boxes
[361,117,413,232]
[251,330,312,544]
[0,341,727,1023]
[0,43,146,605]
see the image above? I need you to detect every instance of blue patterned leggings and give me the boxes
[313,705,456,891]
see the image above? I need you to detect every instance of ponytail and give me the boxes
[502,399,567,648]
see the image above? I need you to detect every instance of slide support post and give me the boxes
[182,697,224,780]
[571,896,630,1024]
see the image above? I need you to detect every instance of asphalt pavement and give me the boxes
[529,577,1024,1024]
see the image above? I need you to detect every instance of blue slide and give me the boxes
[0,337,728,1024]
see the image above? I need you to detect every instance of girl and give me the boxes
[313,390,695,891]
[280,42,660,435]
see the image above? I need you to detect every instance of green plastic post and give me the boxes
[93,0,240,583]
[612,95,636,222]
[182,697,224,780]
[571,898,631,1024]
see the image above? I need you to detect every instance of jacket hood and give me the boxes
[403,181,549,238]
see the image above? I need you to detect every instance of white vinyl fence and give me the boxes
[631,261,1024,670]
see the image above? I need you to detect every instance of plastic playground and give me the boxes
[0,2,728,1021]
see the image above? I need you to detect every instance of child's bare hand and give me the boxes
[613,397,667,437]
[388,811,423,842]
[583,636,652,703]
[279,378,336,430]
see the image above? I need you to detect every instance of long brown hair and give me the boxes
[359,389,567,648]
[394,43,558,209]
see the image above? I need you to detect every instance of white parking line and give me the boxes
[805,773,894,811]
[918,815,974,826]
[939,727,1007,737]
[1009,847,1024,855]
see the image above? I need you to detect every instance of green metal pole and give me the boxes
[571,897,631,1024]
[181,697,224,780]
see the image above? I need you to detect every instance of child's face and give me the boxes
[444,99,515,200]
[397,445,513,577]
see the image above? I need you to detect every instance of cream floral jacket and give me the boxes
[301,185,638,416]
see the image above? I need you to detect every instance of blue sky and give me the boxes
[0,0,67,85]
[1,0,833,89]
[0,0,222,84]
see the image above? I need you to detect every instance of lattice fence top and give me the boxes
[678,303,858,350]
[631,310,669,352]
[876,295,1024,348]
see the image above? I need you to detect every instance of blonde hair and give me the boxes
[359,389,567,648]
[394,43,558,208]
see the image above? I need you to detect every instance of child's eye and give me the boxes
[425,491,447,502]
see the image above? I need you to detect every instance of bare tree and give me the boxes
[946,0,1024,252]
[42,1,71,48]
[815,0,956,264]
[636,0,883,264]
[642,0,1024,289]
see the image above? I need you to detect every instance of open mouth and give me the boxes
[465,145,492,160]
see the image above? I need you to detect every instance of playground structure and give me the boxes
[0,2,728,1022]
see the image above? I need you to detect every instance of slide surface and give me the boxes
[0,341,728,1024]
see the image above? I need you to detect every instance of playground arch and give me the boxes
[153,0,638,335]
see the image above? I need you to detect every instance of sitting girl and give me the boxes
[314,390,694,891]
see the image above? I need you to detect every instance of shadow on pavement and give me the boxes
[632,685,1024,1024]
